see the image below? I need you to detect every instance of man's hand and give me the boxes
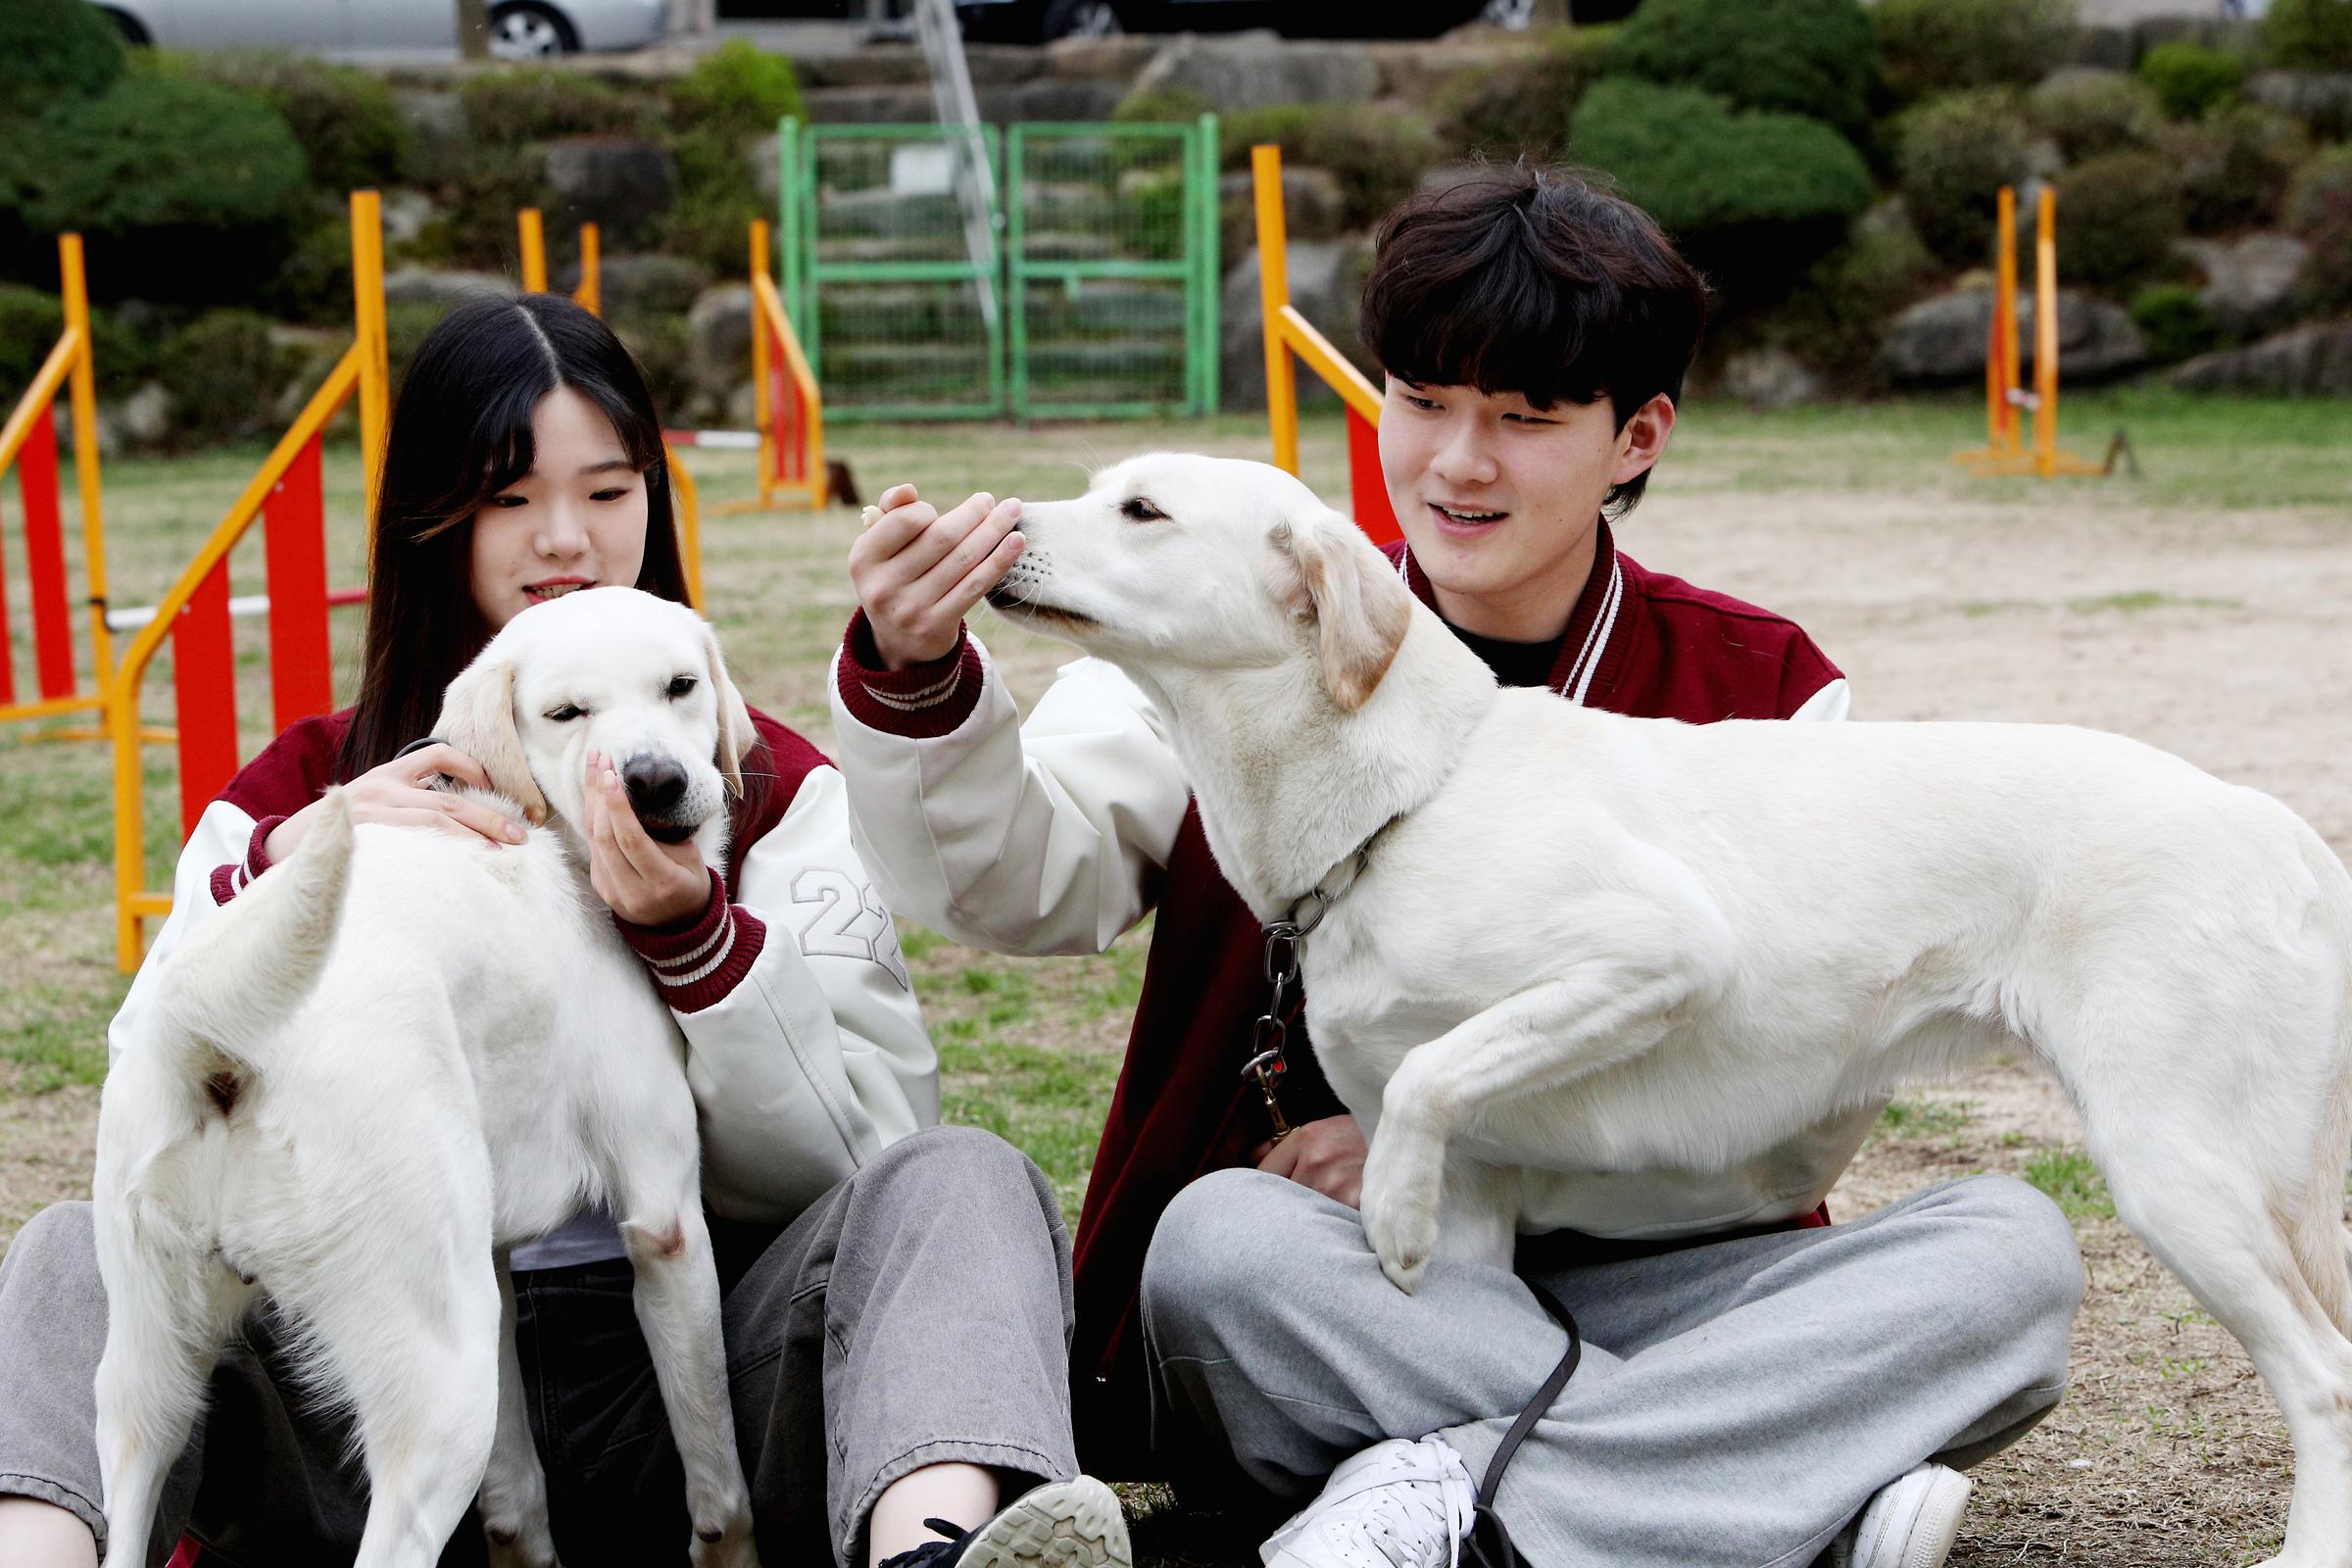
[1254,1114,1369,1208]
[848,481,1025,671]
[583,748,711,927]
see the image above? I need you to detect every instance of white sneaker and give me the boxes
[1825,1463,1972,1568]
[1260,1435,1478,1568]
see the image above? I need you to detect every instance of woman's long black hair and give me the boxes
[337,293,690,781]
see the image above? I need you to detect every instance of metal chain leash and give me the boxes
[1242,850,1365,1144]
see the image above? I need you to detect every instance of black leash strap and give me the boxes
[1463,1278,1583,1568]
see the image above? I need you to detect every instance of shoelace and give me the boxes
[1302,1449,1478,1568]
[876,1515,976,1568]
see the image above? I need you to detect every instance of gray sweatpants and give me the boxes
[0,1125,1077,1568]
[1141,1170,2083,1568]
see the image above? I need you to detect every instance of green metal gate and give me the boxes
[780,116,1218,422]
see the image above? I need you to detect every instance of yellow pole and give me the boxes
[2034,186,2059,480]
[519,208,547,293]
[60,233,113,692]
[1252,144,1300,478]
[1996,188,2020,453]
[750,220,774,509]
[351,191,389,535]
[575,222,601,316]
[666,443,703,611]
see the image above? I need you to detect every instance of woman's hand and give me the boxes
[1254,1114,1369,1209]
[848,481,1025,671]
[264,743,527,863]
[583,748,712,928]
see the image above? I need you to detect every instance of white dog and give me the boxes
[92,588,760,1568]
[988,453,2352,1568]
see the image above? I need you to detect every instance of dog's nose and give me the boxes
[622,758,689,817]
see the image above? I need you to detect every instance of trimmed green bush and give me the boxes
[154,51,408,195]
[2029,72,2161,162]
[1774,209,1943,381]
[2053,152,2185,291]
[1218,104,1443,231]
[2137,41,2244,120]
[2262,0,2352,71]
[2285,144,2352,309]
[2161,104,2307,232]
[1895,88,2034,265]
[1,74,308,304]
[459,70,658,145]
[0,285,149,396]
[2129,282,2223,362]
[664,40,803,144]
[1435,25,1613,159]
[0,0,123,120]
[1601,0,1878,137]
[156,309,300,447]
[1571,79,1875,295]
[1872,0,2077,105]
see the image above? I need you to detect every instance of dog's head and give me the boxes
[434,586,754,867]
[988,453,1413,712]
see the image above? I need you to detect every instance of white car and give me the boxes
[88,0,670,62]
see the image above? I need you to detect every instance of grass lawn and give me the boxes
[3,386,2349,1564]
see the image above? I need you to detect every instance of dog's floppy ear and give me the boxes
[702,623,756,798]
[1266,513,1415,712]
[434,653,550,825]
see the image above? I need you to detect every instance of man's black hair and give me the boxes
[1357,163,1708,516]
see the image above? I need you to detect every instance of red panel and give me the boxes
[174,561,238,839]
[18,406,74,699]
[769,328,800,482]
[265,434,333,731]
[0,472,15,708]
[1345,407,1397,547]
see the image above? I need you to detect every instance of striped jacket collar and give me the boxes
[1387,519,1627,706]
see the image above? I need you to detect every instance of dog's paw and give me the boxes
[482,1517,561,1568]
[1359,1127,1444,1295]
[687,1509,759,1568]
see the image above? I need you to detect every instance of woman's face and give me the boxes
[468,386,650,633]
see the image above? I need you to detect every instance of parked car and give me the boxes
[85,0,670,61]
[955,0,1532,43]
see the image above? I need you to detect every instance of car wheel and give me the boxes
[1042,0,1121,38]
[96,6,149,44]
[1478,0,1535,27]
[488,1,578,59]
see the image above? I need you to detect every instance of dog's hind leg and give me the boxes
[2090,1135,2352,1568]
[91,1222,253,1568]
[479,1254,560,1568]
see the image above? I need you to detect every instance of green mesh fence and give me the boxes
[780,117,1217,422]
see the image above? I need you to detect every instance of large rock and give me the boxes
[1719,347,1823,410]
[803,85,935,124]
[544,138,678,233]
[379,190,440,249]
[573,254,716,317]
[2175,232,2312,336]
[2063,24,2133,71]
[96,383,171,458]
[382,268,516,308]
[687,283,754,405]
[1219,238,1377,412]
[2168,320,2352,395]
[1133,32,1381,114]
[1002,79,1124,122]
[393,87,466,185]
[1365,40,1533,106]
[1219,166,1347,259]
[1039,34,1161,83]
[1879,288,2147,386]
[799,45,1039,89]
[2244,71,2352,139]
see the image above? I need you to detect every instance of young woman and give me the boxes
[0,294,1128,1568]
[828,167,2083,1568]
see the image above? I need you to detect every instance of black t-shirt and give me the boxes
[1443,618,1566,691]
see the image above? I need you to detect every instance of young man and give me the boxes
[829,167,2083,1568]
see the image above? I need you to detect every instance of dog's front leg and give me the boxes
[619,1205,757,1568]
[1359,963,1701,1293]
[479,1253,561,1568]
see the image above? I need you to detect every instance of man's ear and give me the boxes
[702,623,756,798]
[1265,513,1414,712]
[433,654,549,824]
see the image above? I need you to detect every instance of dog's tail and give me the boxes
[151,787,358,1107]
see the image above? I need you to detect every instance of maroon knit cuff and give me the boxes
[614,867,765,1014]
[209,815,289,906]
[835,610,985,739]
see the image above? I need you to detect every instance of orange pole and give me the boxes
[60,234,112,692]
[750,220,773,509]
[2034,186,2059,479]
[518,208,547,293]
[351,191,388,535]
[1252,145,1300,478]
[1997,188,2021,451]
[575,222,601,316]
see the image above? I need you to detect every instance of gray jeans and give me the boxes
[0,1125,1077,1568]
[1141,1171,2084,1568]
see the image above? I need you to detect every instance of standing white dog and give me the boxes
[986,453,2352,1568]
[92,588,759,1568]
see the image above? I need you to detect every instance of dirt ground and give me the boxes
[4,409,2348,1563]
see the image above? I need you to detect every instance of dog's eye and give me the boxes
[665,675,698,700]
[1119,497,1167,522]
[544,705,586,722]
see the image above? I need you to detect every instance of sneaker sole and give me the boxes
[1886,1467,1972,1568]
[958,1475,1134,1568]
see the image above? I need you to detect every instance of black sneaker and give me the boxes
[877,1476,1133,1568]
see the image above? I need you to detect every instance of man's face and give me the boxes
[1378,376,1672,640]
